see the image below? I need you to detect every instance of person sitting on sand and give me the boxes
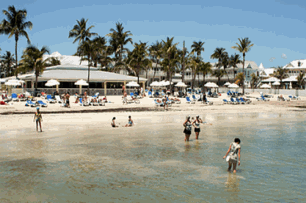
[223,138,241,173]
[111,117,119,128]
[124,116,133,127]
[162,96,168,109]
[33,107,43,132]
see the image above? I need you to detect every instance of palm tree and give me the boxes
[90,36,107,67]
[21,45,50,93]
[273,66,289,89]
[231,37,254,94]
[127,41,152,84]
[296,71,305,89]
[221,53,230,82]
[47,57,61,67]
[68,18,97,44]
[188,55,201,89]
[212,69,226,86]
[0,51,15,77]
[0,5,33,77]
[107,22,133,65]
[229,53,242,81]
[199,61,212,86]
[211,47,227,69]
[149,41,163,83]
[191,41,205,58]
[235,73,244,86]
[250,73,259,89]
[162,37,179,93]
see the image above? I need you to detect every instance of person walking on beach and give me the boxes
[124,115,133,127]
[183,116,192,142]
[223,138,241,173]
[162,95,168,110]
[192,115,203,140]
[122,85,126,94]
[66,92,70,108]
[33,107,43,132]
[111,117,119,128]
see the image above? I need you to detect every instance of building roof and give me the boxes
[18,65,147,82]
[212,60,259,70]
[43,52,89,66]
[258,63,265,70]
[283,59,306,69]
[282,76,297,82]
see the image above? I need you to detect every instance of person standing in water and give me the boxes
[183,116,192,142]
[111,117,119,128]
[223,138,241,173]
[124,115,133,127]
[192,115,203,140]
[33,107,43,132]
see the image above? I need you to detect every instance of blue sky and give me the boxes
[0,0,305,68]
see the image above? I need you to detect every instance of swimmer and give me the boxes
[223,138,241,173]
[192,115,203,140]
[33,107,43,132]
[183,115,192,142]
[111,117,119,128]
[124,115,133,127]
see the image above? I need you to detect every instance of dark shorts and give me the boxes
[195,128,200,132]
[66,99,69,104]
[183,129,191,135]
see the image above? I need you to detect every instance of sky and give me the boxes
[0,0,306,68]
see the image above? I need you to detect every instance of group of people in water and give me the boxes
[111,115,134,127]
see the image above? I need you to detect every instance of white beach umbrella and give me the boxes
[0,78,7,83]
[45,79,60,86]
[126,81,140,87]
[5,79,24,86]
[272,81,280,86]
[175,82,187,87]
[150,81,160,87]
[261,84,271,89]
[224,82,231,86]
[228,83,239,88]
[204,82,218,88]
[75,79,89,95]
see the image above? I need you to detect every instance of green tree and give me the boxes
[273,66,289,89]
[296,71,305,89]
[68,18,97,44]
[0,5,33,76]
[149,41,163,82]
[231,37,254,94]
[235,72,245,86]
[0,51,15,77]
[229,53,242,81]
[191,40,205,57]
[198,61,212,86]
[47,57,61,67]
[127,41,152,84]
[221,53,230,82]
[188,55,202,89]
[250,72,259,89]
[107,22,133,66]
[20,45,50,92]
[212,69,226,86]
[211,47,227,69]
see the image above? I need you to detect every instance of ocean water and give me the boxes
[0,112,305,202]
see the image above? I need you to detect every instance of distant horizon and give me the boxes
[1,0,305,69]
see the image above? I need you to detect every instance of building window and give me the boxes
[298,61,301,67]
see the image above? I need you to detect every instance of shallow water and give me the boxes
[0,112,305,202]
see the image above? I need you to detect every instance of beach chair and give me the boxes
[186,96,195,104]
[11,93,19,102]
[37,100,48,107]
[261,95,269,101]
[223,99,229,104]
[165,98,172,106]
[55,95,63,103]
[240,97,251,104]
[236,98,245,104]
[25,100,37,107]
[154,99,164,107]
[192,94,200,102]
[46,95,56,103]
[230,97,237,104]
[79,98,89,106]
[148,91,152,98]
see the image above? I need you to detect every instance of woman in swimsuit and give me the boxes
[124,116,133,127]
[33,107,43,132]
[111,117,119,128]
[192,115,203,140]
[183,116,192,142]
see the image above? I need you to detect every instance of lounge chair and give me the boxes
[154,99,164,107]
[79,98,89,106]
[186,96,195,104]
[236,98,245,104]
[261,95,269,101]
[230,97,237,104]
[25,100,37,107]
[90,99,99,106]
[223,99,229,104]
[148,91,152,98]
[37,100,48,107]
[55,95,63,103]
[192,94,201,102]
[46,95,56,103]
[11,93,19,102]
[126,96,140,104]
[240,97,251,104]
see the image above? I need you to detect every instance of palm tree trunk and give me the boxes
[87,54,90,94]
[15,36,18,77]
[152,62,157,82]
[242,53,245,95]
[233,68,236,83]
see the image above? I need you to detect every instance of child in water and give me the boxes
[223,138,241,173]
[33,107,43,132]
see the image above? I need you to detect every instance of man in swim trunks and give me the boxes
[33,107,43,132]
